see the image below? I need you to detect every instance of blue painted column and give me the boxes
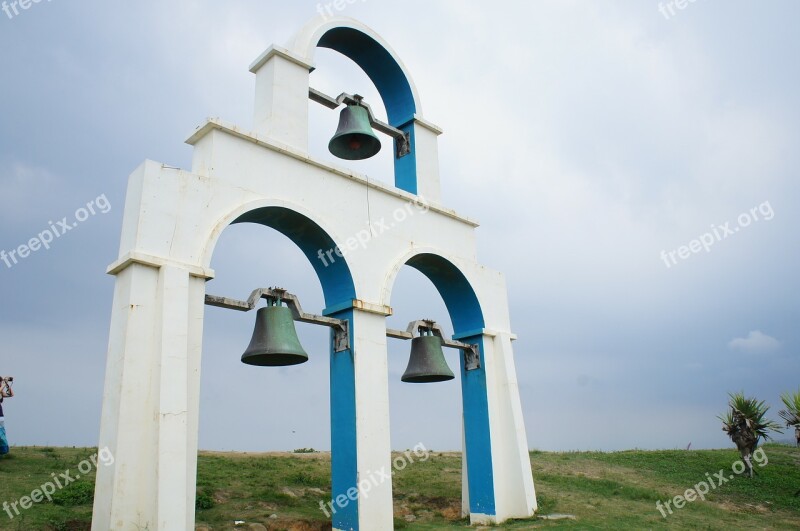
[326,308,359,530]
[455,333,497,518]
[324,305,395,531]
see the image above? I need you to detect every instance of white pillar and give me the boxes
[92,261,207,530]
[483,332,537,521]
[250,46,312,152]
[352,309,394,530]
[411,117,443,204]
[327,306,394,531]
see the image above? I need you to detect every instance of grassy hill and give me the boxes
[0,445,798,530]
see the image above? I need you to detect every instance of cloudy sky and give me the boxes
[0,1,798,454]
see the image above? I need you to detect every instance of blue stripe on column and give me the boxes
[394,118,417,195]
[328,308,358,531]
[459,335,496,515]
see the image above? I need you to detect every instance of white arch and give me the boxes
[380,246,464,305]
[287,15,424,115]
[200,196,353,271]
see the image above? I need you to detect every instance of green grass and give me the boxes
[0,445,798,529]
[0,447,100,531]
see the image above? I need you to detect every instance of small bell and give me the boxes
[328,105,381,160]
[401,331,455,383]
[241,303,308,366]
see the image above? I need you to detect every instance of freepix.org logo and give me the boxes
[659,201,774,269]
[2,0,53,21]
[3,447,115,520]
[1,193,111,271]
[316,196,429,267]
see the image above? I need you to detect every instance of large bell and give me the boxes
[328,105,381,160]
[401,334,455,383]
[241,305,308,366]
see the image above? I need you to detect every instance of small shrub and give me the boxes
[196,489,215,510]
[45,518,69,531]
[289,471,318,486]
[393,517,409,529]
[52,481,94,507]
[293,448,317,453]
[41,447,60,459]
[45,518,90,531]
[536,493,557,513]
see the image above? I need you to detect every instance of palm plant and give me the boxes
[778,389,800,447]
[719,392,783,477]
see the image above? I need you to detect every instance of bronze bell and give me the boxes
[328,105,381,160]
[401,333,455,383]
[241,304,308,366]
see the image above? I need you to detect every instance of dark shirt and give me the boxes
[0,397,4,417]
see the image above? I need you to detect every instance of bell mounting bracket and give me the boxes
[309,88,412,159]
[205,288,350,352]
[386,320,481,372]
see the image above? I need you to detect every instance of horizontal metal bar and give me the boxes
[309,87,340,110]
[204,294,251,311]
[204,288,350,352]
[386,328,413,340]
[295,312,345,329]
[442,338,476,351]
[386,328,474,351]
[205,289,346,329]
[369,119,402,139]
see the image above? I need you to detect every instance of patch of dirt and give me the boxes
[427,496,452,509]
[394,497,462,523]
[717,501,746,513]
[440,504,462,520]
[257,501,279,510]
[262,519,332,531]
[281,486,300,498]
[394,502,413,516]
[276,485,327,498]
[214,489,234,504]
[742,503,771,514]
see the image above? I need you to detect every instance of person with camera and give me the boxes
[0,377,13,456]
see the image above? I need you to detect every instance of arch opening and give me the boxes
[308,48,395,187]
[403,254,485,335]
[303,22,422,194]
[385,253,495,518]
[200,205,361,526]
[232,206,356,309]
[201,219,332,451]
[317,27,416,125]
